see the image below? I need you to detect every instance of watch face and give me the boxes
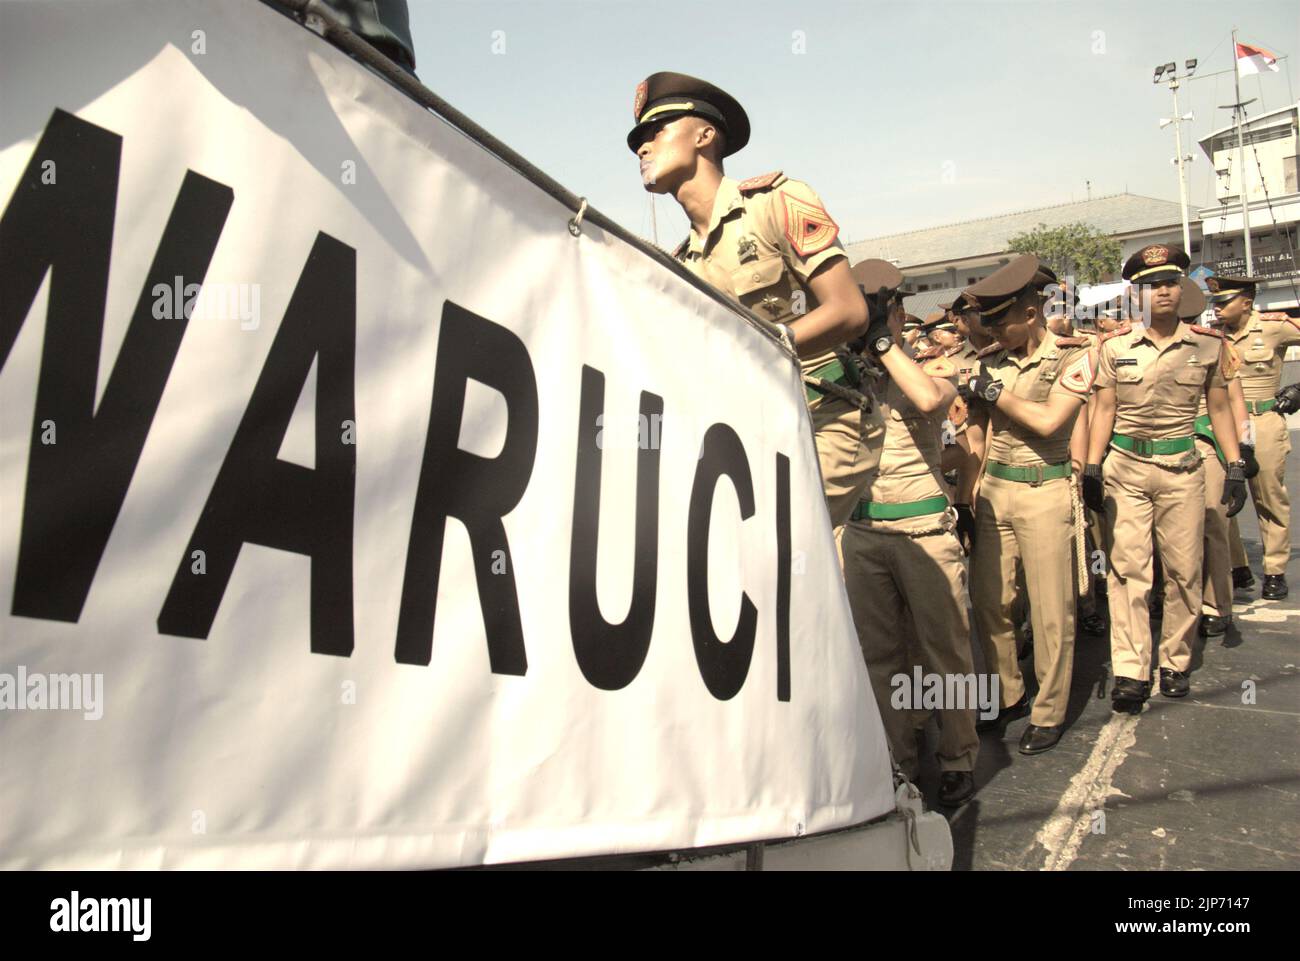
[875,336,893,353]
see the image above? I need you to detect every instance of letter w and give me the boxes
[0,109,233,621]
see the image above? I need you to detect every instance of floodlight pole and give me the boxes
[1231,27,1254,276]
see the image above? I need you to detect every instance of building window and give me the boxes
[918,284,930,292]
[966,277,978,285]
[1191,242,1201,254]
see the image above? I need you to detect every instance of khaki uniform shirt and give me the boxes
[1223,309,1300,401]
[856,373,950,535]
[977,331,1096,467]
[1095,321,1229,468]
[673,173,848,383]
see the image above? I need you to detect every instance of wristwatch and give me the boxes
[979,379,1003,403]
[871,334,894,357]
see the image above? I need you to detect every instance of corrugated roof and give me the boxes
[903,287,964,319]
[846,193,1187,269]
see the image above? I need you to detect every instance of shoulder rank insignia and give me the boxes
[779,190,839,257]
[1053,335,1088,347]
[976,342,1004,358]
[737,170,783,193]
[1259,310,1300,332]
[1190,324,1222,338]
[1059,352,1096,396]
[1099,322,1132,343]
[922,355,956,377]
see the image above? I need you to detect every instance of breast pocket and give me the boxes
[1243,344,1272,365]
[1115,365,1145,403]
[1173,364,1207,404]
[731,256,791,318]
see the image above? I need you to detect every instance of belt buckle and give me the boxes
[1027,464,1044,487]
[1135,438,1154,457]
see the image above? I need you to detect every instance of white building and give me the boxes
[845,193,1202,318]
[1195,99,1300,312]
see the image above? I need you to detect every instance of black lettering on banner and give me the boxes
[775,452,791,702]
[394,301,537,673]
[568,365,662,690]
[687,424,757,701]
[0,109,233,622]
[157,233,357,656]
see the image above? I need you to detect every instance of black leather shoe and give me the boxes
[975,693,1030,732]
[938,771,975,807]
[1262,574,1289,600]
[1079,611,1108,635]
[1111,676,1149,714]
[1159,669,1190,698]
[1198,614,1230,637]
[1018,724,1063,755]
[1232,566,1256,592]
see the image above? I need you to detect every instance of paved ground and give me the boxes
[915,429,1300,871]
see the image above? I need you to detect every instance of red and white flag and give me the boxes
[1236,41,1279,76]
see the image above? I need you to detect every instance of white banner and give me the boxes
[0,0,892,869]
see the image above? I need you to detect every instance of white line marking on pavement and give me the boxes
[1035,712,1141,871]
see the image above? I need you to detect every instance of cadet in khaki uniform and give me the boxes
[1184,278,1255,636]
[957,256,1096,755]
[1083,245,1247,711]
[1210,275,1300,599]
[628,72,880,530]
[840,279,979,808]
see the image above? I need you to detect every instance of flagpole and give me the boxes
[1232,27,1254,277]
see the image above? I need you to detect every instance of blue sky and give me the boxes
[407,1,1298,247]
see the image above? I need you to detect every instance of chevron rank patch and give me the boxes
[1059,351,1095,396]
[922,354,956,378]
[780,191,839,257]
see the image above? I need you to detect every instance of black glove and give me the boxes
[954,503,976,556]
[1222,463,1248,517]
[1082,463,1106,513]
[862,286,894,356]
[1240,444,1259,480]
[1274,383,1300,416]
[960,372,1003,404]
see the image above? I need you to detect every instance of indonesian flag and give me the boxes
[1236,41,1279,76]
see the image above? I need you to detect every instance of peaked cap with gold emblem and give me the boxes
[966,254,1058,325]
[627,72,750,156]
[1205,274,1257,304]
[1121,244,1189,284]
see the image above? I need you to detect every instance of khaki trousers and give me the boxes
[842,524,978,779]
[813,397,885,531]
[970,474,1076,727]
[1229,516,1248,570]
[1246,412,1293,575]
[1103,453,1204,681]
[1199,440,1232,617]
